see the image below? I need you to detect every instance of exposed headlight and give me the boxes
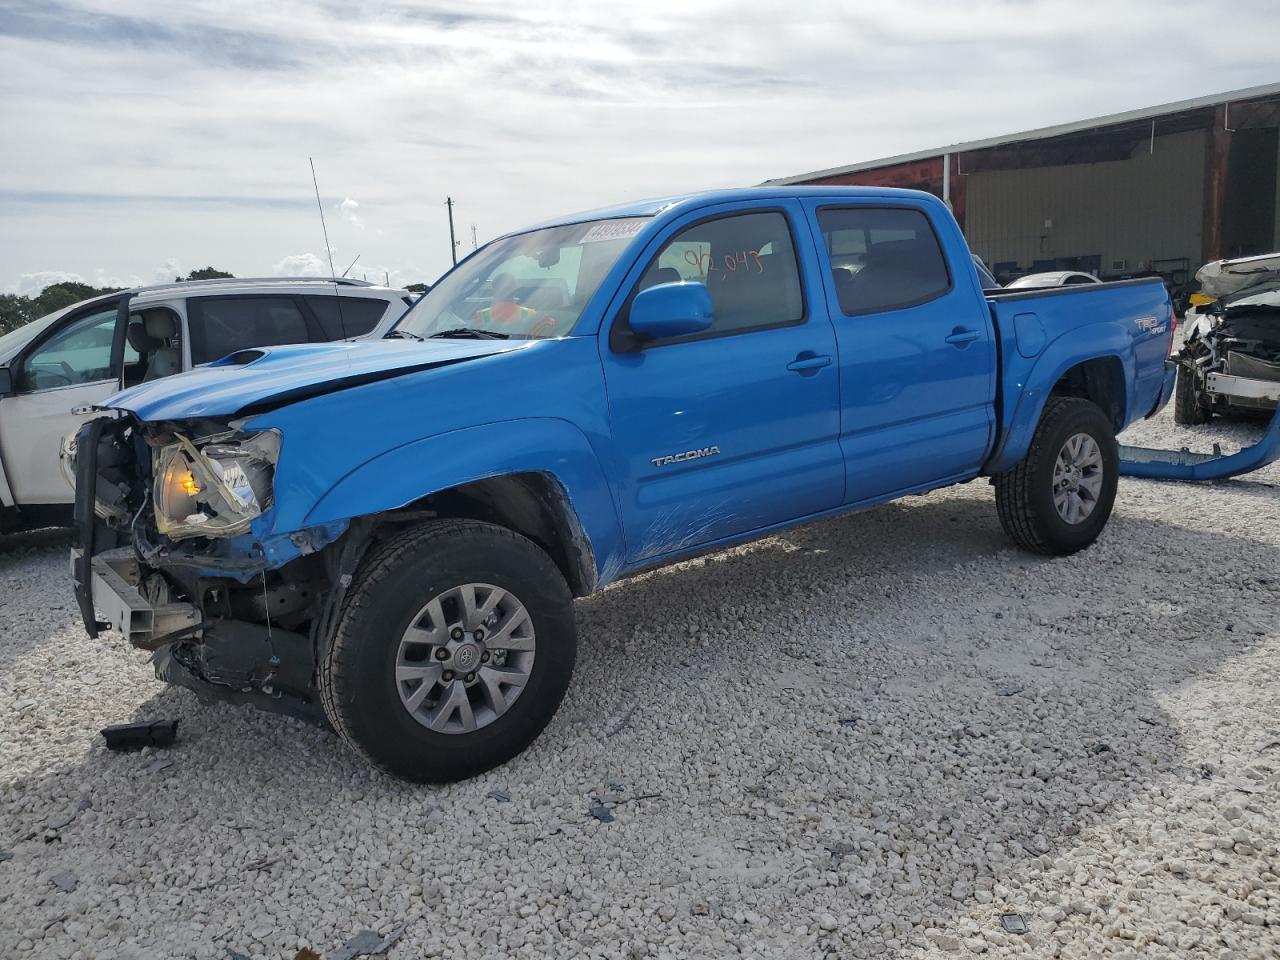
[153,430,280,539]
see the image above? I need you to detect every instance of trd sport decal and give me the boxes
[651,446,721,467]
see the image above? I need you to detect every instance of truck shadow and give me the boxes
[1,492,1276,957]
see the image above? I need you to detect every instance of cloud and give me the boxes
[337,197,363,229]
[272,252,331,277]
[3,0,1279,292]
[6,261,188,295]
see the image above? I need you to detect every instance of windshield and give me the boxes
[394,217,650,340]
[0,308,72,360]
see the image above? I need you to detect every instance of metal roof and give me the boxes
[764,81,1280,186]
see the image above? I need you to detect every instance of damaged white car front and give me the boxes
[1174,252,1280,424]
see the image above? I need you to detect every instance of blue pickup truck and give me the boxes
[72,187,1176,781]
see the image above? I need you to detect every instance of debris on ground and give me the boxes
[101,719,179,751]
[1000,912,1028,934]
[587,797,614,823]
[485,788,511,803]
[48,870,78,893]
[329,925,405,960]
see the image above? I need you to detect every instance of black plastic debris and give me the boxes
[101,719,179,751]
[330,924,405,960]
[996,686,1024,697]
[1000,913,1028,935]
[588,798,615,823]
[49,870,78,893]
[1090,741,1113,756]
[485,788,511,803]
[0,850,13,863]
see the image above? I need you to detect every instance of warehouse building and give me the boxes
[766,83,1280,288]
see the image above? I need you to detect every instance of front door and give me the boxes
[0,301,124,505]
[804,202,997,504]
[601,203,843,565]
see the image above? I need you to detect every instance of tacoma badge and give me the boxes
[651,446,721,467]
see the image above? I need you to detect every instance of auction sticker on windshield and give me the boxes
[580,219,647,243]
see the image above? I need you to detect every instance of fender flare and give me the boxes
[985,322,1133,474]
[303,418,625,589]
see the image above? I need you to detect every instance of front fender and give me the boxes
[985,322,1133,474]
[303,418,626,587]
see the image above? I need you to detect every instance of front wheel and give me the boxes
[1173,362,1210,425]
[319,519,577,783]
[995,397,1119,556]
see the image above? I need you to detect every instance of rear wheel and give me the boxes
[995,397,1119,556]
[1173,362,1210,425]
[319,519,576,783]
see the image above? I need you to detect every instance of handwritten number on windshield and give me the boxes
[682,249,764,278]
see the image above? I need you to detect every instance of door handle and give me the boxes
[945,327,980,346]
[786,353,833,374]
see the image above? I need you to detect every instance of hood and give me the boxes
[105,338,525,421]
[1197,251,1280,298]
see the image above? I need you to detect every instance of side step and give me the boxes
[1119,404,1280,481]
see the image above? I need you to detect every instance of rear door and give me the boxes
[186,295,317,365]
[803,200,997,503]
[600,201,843,565]
[0,299,125,505]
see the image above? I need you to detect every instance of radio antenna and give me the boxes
[309,157,337,279]
[340,253,361,278]
[309,157,348,336]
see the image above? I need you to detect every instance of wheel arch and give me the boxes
[986,324,1133,474]
[1049,356,1127,433]
[302,418,625,595]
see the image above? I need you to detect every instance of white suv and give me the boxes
[0,277,413,531]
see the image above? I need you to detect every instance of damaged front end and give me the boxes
[70,415,355,725]
[1178,268,1280,416]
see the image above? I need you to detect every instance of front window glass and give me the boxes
[19,307,118,391]
[395,218,650,340]
[635,211,804,336]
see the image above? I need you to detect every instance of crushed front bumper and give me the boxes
[69,547,201,649]
[1206,371,1280,411]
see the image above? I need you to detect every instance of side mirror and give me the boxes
[627,282,713,344]
[0,366,12,397]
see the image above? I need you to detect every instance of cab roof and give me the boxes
[522,185,944,234]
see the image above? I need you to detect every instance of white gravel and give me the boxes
[1,402,1278,959]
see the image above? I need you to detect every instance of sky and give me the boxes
[2,0,1278,295]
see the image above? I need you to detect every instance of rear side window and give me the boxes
[817,207,951,315]
[635,210,804,338]
[188,296,311,364]
[305,296,391,340]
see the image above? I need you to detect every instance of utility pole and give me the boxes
[471,224,478,250]
[445,197,458,266]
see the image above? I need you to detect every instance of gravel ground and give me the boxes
[1,403,1278,960]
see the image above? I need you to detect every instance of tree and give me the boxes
[405,282,431,293]
[178,267,234,281]
[32,281,118,317]
[0,294,34,336]
[0,281,123,337]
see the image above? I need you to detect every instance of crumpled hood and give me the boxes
[1197,251,1280,298]
[105,338,524,421]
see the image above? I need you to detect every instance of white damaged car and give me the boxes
[1174,252,1280,424]
[0,278,412,532]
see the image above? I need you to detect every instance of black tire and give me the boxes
[319,519,576,783]
[994,397,1119,556]
[1173,363,1210,425]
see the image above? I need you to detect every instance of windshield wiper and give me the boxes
[427,327,511,340]
[385,329,424,341]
